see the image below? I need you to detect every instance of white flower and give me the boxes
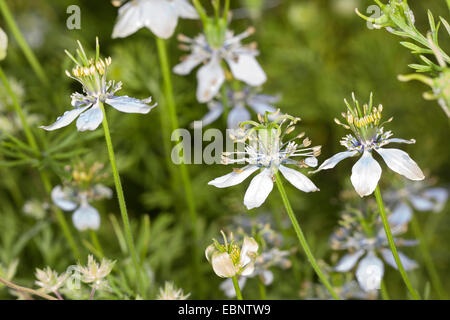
[205,232,259,278]
[40,39,156,132]
[330,209,418,292]
[76,255,115,290]
[156,281,190,300]
[35,267,69,294]
[173,27,267,103]
[312,93,424,197]
[209,113,320,210]
[112,0,198,39]
[194,87,279,129]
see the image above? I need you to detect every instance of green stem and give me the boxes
[0,276,57,300]
[232,276,243,300]
[274,172,339,300]
[98,102,143,297]
[374,185,420,300]
[0,0,48,86]
[258,277,266,300]
[380,280,390,300]
[410,214,447,299]
[89,230,104,258]
[155,37,202,292]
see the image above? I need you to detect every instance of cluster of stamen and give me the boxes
[70,57,112,78]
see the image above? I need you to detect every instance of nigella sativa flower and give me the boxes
[330,209,418,292]
[51,163,112,231]
[112,0,198,39]
[208,112,321,209]
[40,38,156,132]
[194,86,279,129]
[173,27,267,103]
[312,93,424,197]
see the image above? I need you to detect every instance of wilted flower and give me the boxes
[76,255,115,290]
[22,199,50,220]
[112,0,198,39]
[0,27,7,60]
[205,231,259,278]
[51,162,112,231]
[40,38,156,132]
[35,267,69,294]
[312,93,424,197]
[330,209,418,292]
[157,281,190,300]
[193,87,279,129]
[209,112,321,209]
[173,26,266,103]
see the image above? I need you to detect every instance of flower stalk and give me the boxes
[232,276,243,300]
[0,276,57,300]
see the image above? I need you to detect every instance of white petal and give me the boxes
[260,270,274,285]
[105,95,155,114]
[196,56,225,103]
[380,248,418,271]
[40,105,91,131]
[351,151,382,197]
[76,102,103,132]
[72,204,100,231]
[356,253,384,292]
[240,261,255,276]
[389,202,413,227]
[112,0,145,38]
[226,54,266,86]
[243,168,273,210]
[173,0,199,19]
[239,237,259,267]
[227,106,251,129]
[376,148,425,181]
[279,165,319,192]
[173,52,206,75]
[385,138,416,144]
[208,165,259,188]
[197,101,223,126]
[141,0,178,39]
[311,150,359,173]
[211,252,236,278]
[51,185,77,211]
[334,250,365,272]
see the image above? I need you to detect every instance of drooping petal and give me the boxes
[173,52,206,75]
[356,253,384,292]
[225,54,266,86]
[211,252,236,278]
[40,105,91,131]
[243,168,273,210]
[105,95,156,114]
[112,0,145,38]
[76,101,103,132]
[227,106,251,129]
[239,237,259,267]
[173,0,199,19]
[72,204,100,231]
[311,150,359,173]
[205,244,216,262]
[208,165,259,188]
[240,261,255,276]
[380,248,418,271]
[279,165,319,192]
[51,185,77,211]
[408,194,434,212]
[196,101,223,127]
[260,270,274,285]
[422,187,448,212]
[350,151,382,197]
[141,0,178,39]
[196,56,225,103]
[389,202,413,227]
[334,250,365,272]
[375,148,425,181]
[247,96,277,118]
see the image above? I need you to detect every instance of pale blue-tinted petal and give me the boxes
[225,54,266,86]
[105,95,155,114]
[376,148,425,181]
[351,151,382,197]
[423,187,448,212]
[141,0,178,39]
[40,105,91,131]
[385,138,416,144]
[196,101,223,127]
[260,270,274,285]
[311,150,359,173]
[72,204,100,231]
[51,185,77,211]
[247,97,277,118]
[173,0,199,19]
[76,102,103,132]
[334,250,365,272]
[173,52,206,75]
[208,165,258,188]
[380,248,418,271]
[279,165,319,192]
[389,202,413,227]
[243,168,273,209]
[356,253,384,292]
[111,0,145,38]
[219,277,247,298]
[304,157,318,168]
[196,56,225,103]
[227,106,251,129]
[409,195,434,211]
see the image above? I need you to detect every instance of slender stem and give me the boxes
[374,185,420,300]
[155,37,202,292]
[89,287,96,300]
[53,290,63,300]
[98,102,143,296]
[0,276,57,300]
[380,280,390,300]
[0,0,48,86]
[258,277,266,300]
[410,214,447,299]
[232,276,243,300]
[274,172,339,300]
[89,230,104,258]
